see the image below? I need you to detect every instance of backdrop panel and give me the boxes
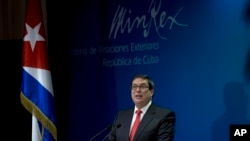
[66,0,250,141]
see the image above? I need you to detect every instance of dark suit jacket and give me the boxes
[106,103,176,141]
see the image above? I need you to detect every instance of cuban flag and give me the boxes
[20,0,57,140]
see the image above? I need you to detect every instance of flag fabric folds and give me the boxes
[20,0,57,141]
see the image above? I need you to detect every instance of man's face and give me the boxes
[131,78,154,108]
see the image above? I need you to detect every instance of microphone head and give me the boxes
[116,123,121,128]
[106,125,112,130]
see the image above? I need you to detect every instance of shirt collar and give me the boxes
[134,100,152,114]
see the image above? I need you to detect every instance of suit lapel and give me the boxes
[133,104,156,141]
[123,109,134,139]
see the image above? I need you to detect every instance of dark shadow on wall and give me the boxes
[244,0,250,83]
[0,40,31,140]
[244,0,250,26]
[211,81,250,141]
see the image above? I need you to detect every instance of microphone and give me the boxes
[116,123,121,128]
[102,123,121,141]
[90,124,112,141]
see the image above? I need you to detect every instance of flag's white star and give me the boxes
[23,23,45,52]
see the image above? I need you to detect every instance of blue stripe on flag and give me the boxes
[21,68,57,140]
[21,69,56,123]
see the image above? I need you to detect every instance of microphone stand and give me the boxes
[102,124,121,141]
[90,125,112,141]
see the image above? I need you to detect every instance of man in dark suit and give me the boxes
[106,74,176,141]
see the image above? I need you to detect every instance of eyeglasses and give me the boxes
[131,85,149,90]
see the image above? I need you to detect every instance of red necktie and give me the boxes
[129,109,142,141]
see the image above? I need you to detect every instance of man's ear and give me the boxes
[151,89,154,96]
